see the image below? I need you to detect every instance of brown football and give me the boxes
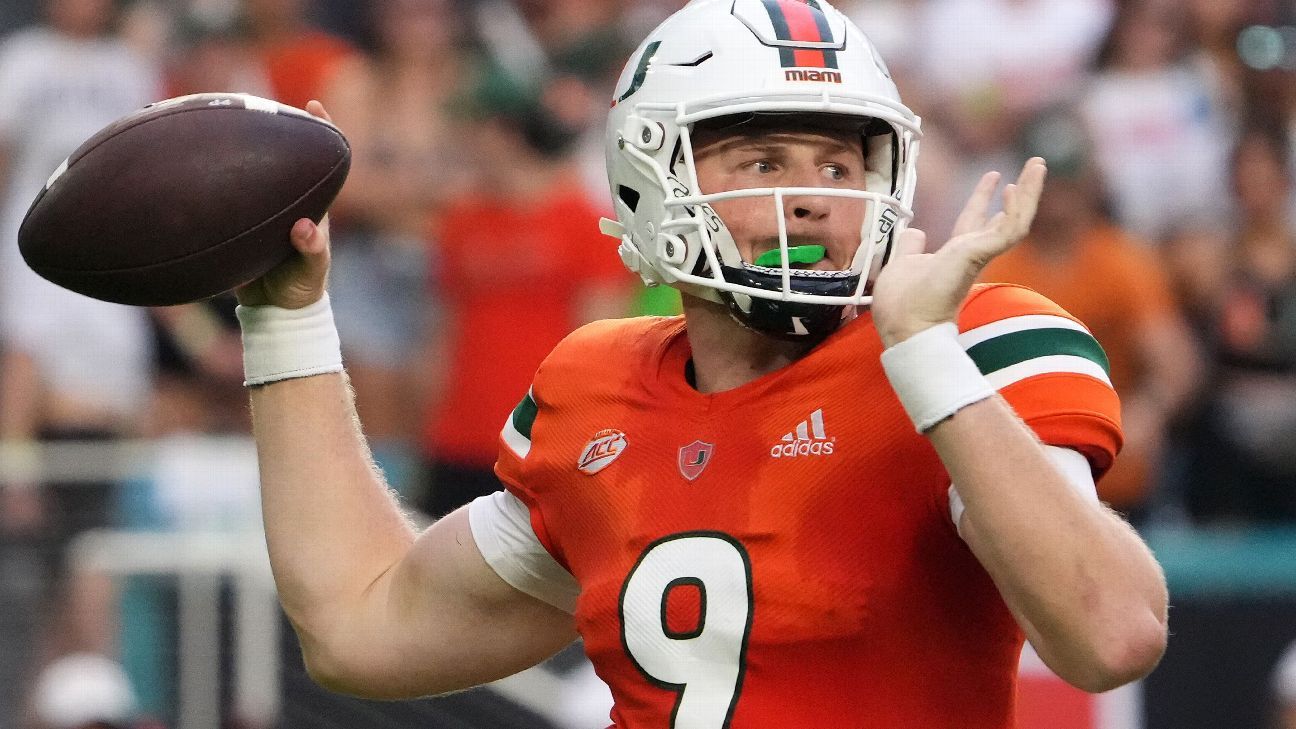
[18,93,350,306]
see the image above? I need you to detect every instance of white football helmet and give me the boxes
[602,0,921,340]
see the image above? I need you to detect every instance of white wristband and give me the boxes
[880,322,994,433]
[236,294,343,386]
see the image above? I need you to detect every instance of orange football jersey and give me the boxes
[495,284,1121,728]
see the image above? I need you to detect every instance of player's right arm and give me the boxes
[240,127,576,695]
[249,373,576,698]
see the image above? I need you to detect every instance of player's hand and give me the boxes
[871,157,1047,347]
[235,100,336,309]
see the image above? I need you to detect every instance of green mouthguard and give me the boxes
[753,245,827,268]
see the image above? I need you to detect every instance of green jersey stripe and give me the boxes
[511,391,538,440]
[967,328,1110,377]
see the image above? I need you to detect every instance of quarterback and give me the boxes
[236,1,1168,727]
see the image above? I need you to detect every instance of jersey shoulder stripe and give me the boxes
[959,283,1122,473]
[959,284,1111,389]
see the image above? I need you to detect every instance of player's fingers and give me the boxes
[949,171,1001,238]
[950,211,1013,267]
[1003,159,1046,219]
[305,100,335,124]
[893,228,927,258]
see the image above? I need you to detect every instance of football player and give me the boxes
[235,1,1168,726]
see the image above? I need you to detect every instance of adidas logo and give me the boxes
[770,408,835,458]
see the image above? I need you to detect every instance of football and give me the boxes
[17,93,351,306]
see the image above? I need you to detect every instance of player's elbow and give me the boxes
[296,630,407,699]
[1067,610,1168,693]
[299,635,376,697]
[299,628,468,700]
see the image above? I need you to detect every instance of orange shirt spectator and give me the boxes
[259,29,354,110]
[243,0,356,109]
[422,178,627,470]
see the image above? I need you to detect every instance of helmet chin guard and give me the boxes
[603,0,922,340]
[720,264,860,340]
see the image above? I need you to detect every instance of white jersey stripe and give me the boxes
[958,314,1090,349]
[984,354,1113,390]
[501,418,532,458]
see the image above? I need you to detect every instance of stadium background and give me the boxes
[2,0,1296,727]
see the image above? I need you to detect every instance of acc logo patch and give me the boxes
[577,429,628,475]
[678,440,715,481]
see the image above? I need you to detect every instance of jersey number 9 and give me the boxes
[619,532,754,729]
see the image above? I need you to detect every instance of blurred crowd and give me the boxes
[1,0,1296,727]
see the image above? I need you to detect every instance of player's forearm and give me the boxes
[249,372,416,639]
[930,397,1168,692]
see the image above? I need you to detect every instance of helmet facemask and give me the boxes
[657,112,912,341]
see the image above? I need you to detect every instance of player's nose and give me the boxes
[782,166,833,222]
[786,197,830,221]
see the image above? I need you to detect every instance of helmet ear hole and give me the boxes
[618,185,641,212]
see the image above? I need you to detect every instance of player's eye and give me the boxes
[747,160,776,174]
[822,164,848,182]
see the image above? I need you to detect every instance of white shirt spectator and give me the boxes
[0,26,162,417]
[918,0,1114,115]
[1081,61,1232,242]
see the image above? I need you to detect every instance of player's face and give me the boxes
[692,127,869,271]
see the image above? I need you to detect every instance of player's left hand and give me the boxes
[871,157,1047,348]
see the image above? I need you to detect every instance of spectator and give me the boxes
[164,12,269,98]
[1184,129,1296,523]
[243,0,355,110]
[415,75,631,517]
[1184,0,1250,116]
[1081,0,1233,242]
[1140,220,1233,523]
[0,0,160,723]
[981,111,1203,518]
[909,0,1113,247]
[321,0,477,488]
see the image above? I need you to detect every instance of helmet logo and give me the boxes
[784,69,842,83]
[678,440,715,481]
[612,40,661,107]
